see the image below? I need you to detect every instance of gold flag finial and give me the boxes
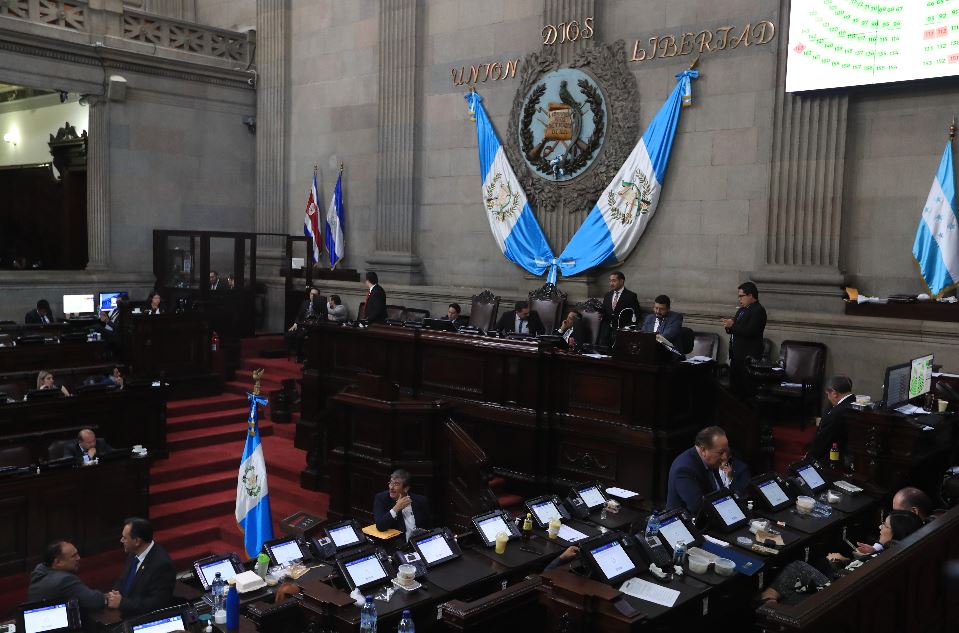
[950,118,956,140]
[252,368,264,395]
[688,55,701,71]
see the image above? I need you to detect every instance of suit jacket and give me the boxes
[808,394,855,460]
[365,284,387,324]
[373,490,433,533]
[641,312,684,349]
[113,542,175,617]
[666,447,751,516]
[25,309,52,324]
[28,564,105,615]
[725,301,767,363]
[63,438,114,462]
[295,298,328,324]
[599,288,641,345]
[560,318,586,347]
[328,304,349,322]
[447,315,469,328]
[496,310,545,336]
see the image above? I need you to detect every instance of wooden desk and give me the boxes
[0,457,149,576]
[0,340,112,374]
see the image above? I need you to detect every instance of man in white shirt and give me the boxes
[373,469,433,540]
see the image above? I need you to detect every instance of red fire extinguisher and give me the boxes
[211,331,219,352]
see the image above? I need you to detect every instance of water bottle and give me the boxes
[255,552,270,578]
[397,609,414,633]
[672,540,687,567]
[645,511,660,539]
[210,572,225,611]
[360,595,377,633]
[225,583,239,630]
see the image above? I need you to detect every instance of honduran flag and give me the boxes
[556,70,699,276]
[303,170,322,263]
[913,138,959,298]
[465,91,557,280]
[325,170,345,269]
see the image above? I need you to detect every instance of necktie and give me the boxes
[712,470,725,491]
[121,558,138,594]
[654,317,662,333]
[518,318,526,334]
[612,291,620,310]
[306,302,314,319]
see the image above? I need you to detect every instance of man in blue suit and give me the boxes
[641,295,683,350]
[373,469,432,540]
[666,426,751,516]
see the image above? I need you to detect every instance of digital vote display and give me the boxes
[477,514,511,545]
[657,515,696,550]
[198,558,237,587]
[576,485,606,509]
[416,533,455,565]
[797,464,827,492]
[758,479,791,508]
[328,524,361,549]
[530,499,563,526]
[342,554,387,589]
[589,541,635,582]
[23,603,69,633]
[712,495,746,527]
[131,616,185,633]
[268,539,303,565]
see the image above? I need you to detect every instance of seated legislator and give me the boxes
[286,287,327,361]
[37,370,71,397]
[496,301,545,336]
[29,541,108,619]
[373,469,433,540]
[445,303,469,328]
[25,298,54,324]
[364,271,387,324]
[855,487,935,555]
[641,294,684,349]
[63,428,114,463]
[666,426,751,516]
[557,310,585,347]
[327,294,349,322]
[806,375,855,461]
[108,517,175,616]
[145,292,164,315]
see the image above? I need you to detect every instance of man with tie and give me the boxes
[599,272,641,346]
[106,517,175,616]
[364,271,387,324]
[641,294,684,349]
[286,287,327,361]
[209,270,220,290]
[25,299,53,324]
[807,375,855,461]
[721,281,767,396]
[373,469,433,540]
[666,426,751,516]
[496,301,545,336]
[558,310,585,347]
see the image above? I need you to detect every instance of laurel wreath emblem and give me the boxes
[607,168,653,226]
[484,173,520,222]
[242,462,262,497]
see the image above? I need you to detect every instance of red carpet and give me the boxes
[0,336,328,619]
[772,420,817,474]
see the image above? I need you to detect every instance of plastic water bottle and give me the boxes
[672,540,687,567]
[360,596,377,633]
[210,572,225,611]
[645,511,661,539]
[397,609,414,633]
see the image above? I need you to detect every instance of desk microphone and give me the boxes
[617,308,636,330]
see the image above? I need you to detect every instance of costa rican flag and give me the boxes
[303,170,322,263]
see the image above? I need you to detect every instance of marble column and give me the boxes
[368,0,423,284]
[86,97,111,272]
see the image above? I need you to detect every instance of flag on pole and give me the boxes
[325,167,345,269]
[303,168,322,263]
[555,70,699,277]
[913,135,959,298]
[235,389,273,558]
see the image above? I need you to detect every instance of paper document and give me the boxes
[605,486,639,499]
[583,353,611,359]
[683,356,713,363]
[556,524,588,543]
[895,404,929,415]
[619,577,680,608]
[932,372,959,378]
[780,382,804,388]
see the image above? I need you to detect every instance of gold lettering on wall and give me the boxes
[630,20,776,63]
[542,16,594,46]
[451,58,521,86]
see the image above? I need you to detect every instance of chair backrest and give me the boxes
[762,338,773,362]
[780,340,827,384]
[357,301,367,321]
[528,283,567,334]
[0,445,32,468]
[47,438,75,461]
[0,382,23,401]
[468,290,500,331]
[679,327,695,355]
[0,333,13,346]
[404,308,430,323]
[691,332,720,361]
[386,305,407,321]
[573,298,604,346]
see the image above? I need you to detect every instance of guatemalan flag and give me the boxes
[303,170,322,263]
[235,390,273,558]
[556,70,698,277]
[325,169,345,269]
[466,91,556,279]
[913,138,959,298]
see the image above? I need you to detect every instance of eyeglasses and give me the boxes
[737,293,747,298]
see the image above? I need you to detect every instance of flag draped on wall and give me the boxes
[303,169,322,263]
[235,391,273,558]
[325,168,346,269]
[556,70,699,276]
[913,137,959,298]
[465,91,558,281]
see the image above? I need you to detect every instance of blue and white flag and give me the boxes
[303,170,322,263]
[235,391,273,558]
[466,91,557,280]
[325,169,345,269]
[914,139,959,298]
[556,70,699,276]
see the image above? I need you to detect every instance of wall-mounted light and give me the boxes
[3,126,20,146]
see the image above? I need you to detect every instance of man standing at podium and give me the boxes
[374,469,432,540]
[600,272,640,347]
[721,282,767,396]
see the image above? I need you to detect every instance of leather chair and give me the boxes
[0,382,23,402]
[357,301,367,321]
[468,290,500,331]
[574,298,604,346]
[404,308,430,323]
[767,340,827,423]
[691,332,720,360]
[386,305,407,322]
[0,333,13,346]
[0,445,32,468]
[762,338,773,362]
[528,283,567,334]
[47,439,76,461]
[678,327,695,355]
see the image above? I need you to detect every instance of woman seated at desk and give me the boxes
[37,369,71,397]
[759,510,924,605]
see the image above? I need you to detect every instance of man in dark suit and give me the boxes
[641,294,684,349]
[721,281,767,397]
[496,301,545,335]
[364,271,387,324]
[106,518,174,616]
[286,287,327,361]
[445,303,469,328]
[209,271,220,290]
[28,540,107,619]
[666,426,751,516]
[25,299,53,324]
[63,428,114,463]
[599,271,641,346]
[373,469,433,540]
[807,375,855,461]
[558,310,585,347]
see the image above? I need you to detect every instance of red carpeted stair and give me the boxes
[771,421,817,474]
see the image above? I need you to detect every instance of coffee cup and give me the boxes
[397,564,415,586]
[495,532,508,554]
[938,399,949,413]
[796,496,816,515]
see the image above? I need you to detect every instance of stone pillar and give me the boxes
[142,0,195,20]
[368,0,423,284]
[86,97,111,272]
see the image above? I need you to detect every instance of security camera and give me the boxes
[242,115,256,134]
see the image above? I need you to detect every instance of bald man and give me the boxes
[855,486,934,555]
[28,540,107,615]
[63,428,113,462]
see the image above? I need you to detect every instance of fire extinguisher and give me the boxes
[211,331,219,352]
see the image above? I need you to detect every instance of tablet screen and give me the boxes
[577,485,606,509]
[589,541,635,581]
[329,524,361,548]
[657,515,695,550]
[530,499,562,525]
[477,515,511,545]
[557,524,588,543]
[23,604,68,633]
[797,465,826,491]
[198,559,237,587]
[343,554,387,588]
[132,616,185,633]
[758,479,790,507]
[712,495,746,526]
[269,539,303,564]
[417,533,455,564]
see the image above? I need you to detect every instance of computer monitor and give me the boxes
[423,318,456,332]
[883,362,911,409]
[98,291,128,311]
[17,600,82,633]
[123,607,187,633]
[909,354,934,400]
[62,294,95,315]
